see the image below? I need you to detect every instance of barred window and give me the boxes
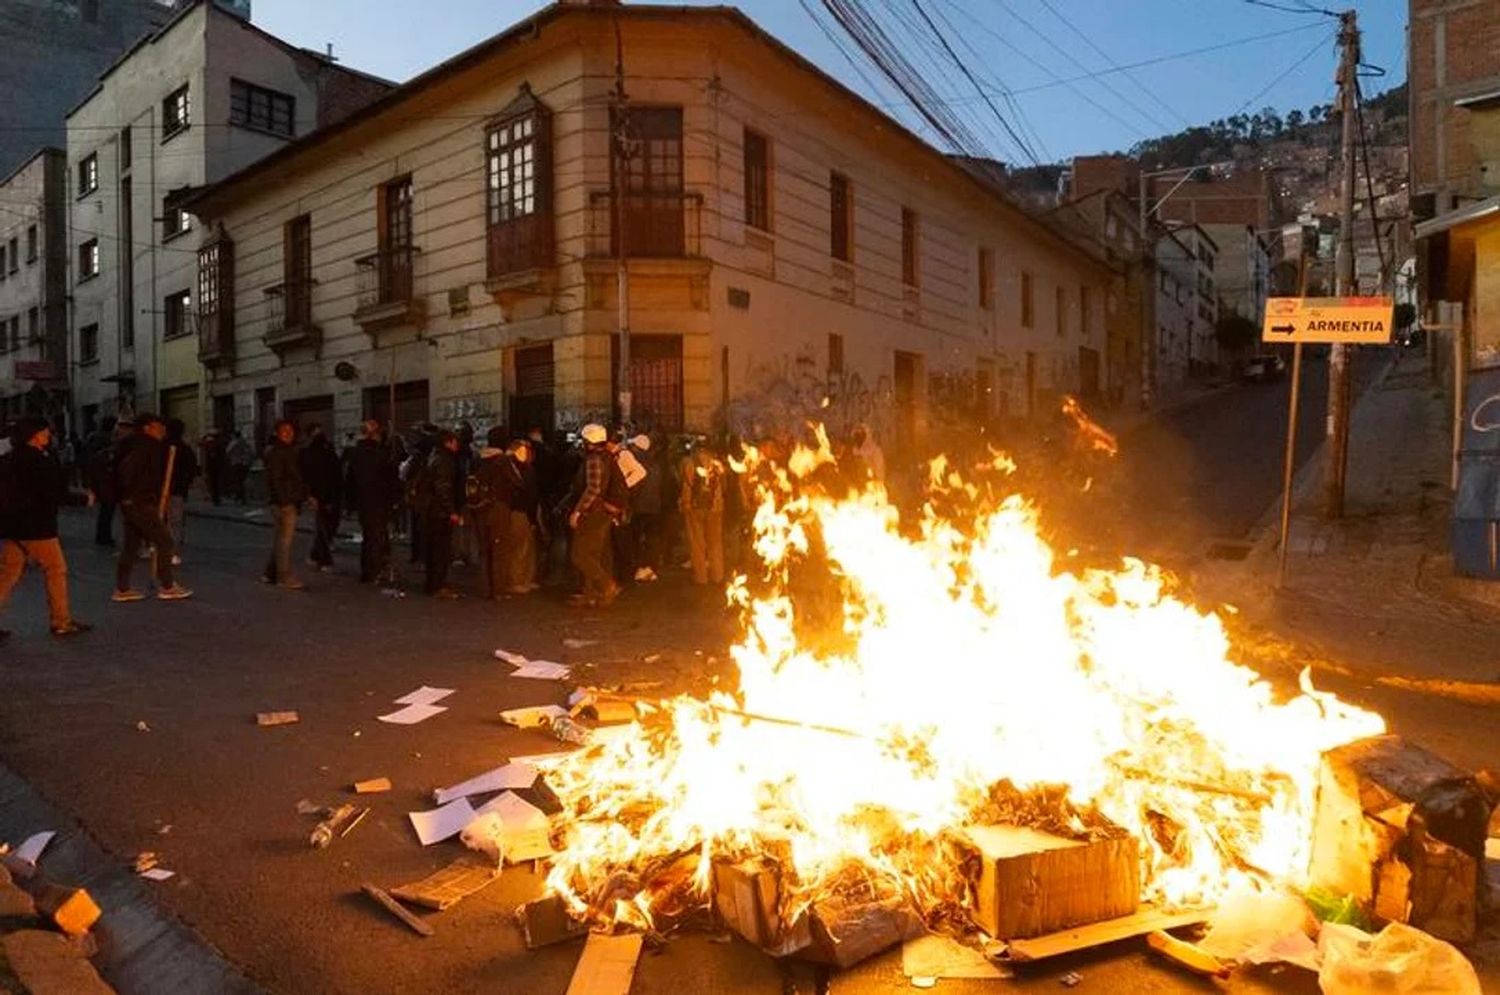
[230,79,295,138]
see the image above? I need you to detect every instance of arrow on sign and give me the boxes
[1270,324,1296,336]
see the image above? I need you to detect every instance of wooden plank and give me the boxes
[1005,906,1211,962]
[564,932,643,995]
[389,858,500,911]
[1146,930,1229,979]
[255,711,299,727]
[965,825,1139,939]
[361,883,433,937]
[353,777,392,794]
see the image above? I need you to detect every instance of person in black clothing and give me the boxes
[113,414,193,602]
[405,424,438,565]
[344,419,399,587]
[84,416,124,546]
[202,430,226,506]
[298,424,342,571]
[0,418,92,641]
[468,427,511,600]
[164,418,199,564]
[263,419,308,589]
[420,430,463,598]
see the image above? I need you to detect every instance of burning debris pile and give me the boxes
[514,426,1434,973]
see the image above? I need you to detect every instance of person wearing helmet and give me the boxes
[567,423,624,607]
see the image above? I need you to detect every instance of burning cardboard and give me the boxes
[963,824,1139,939]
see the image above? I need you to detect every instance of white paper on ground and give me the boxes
[394,686,455,707]
[494,648,529,665]
[474,791,553,862]
[12,831,55,867]
[507,751,571,767]
[433,762,539,805]
[901,934,1010,980]
[408,798,478,846]
[499,705,568,730]
[562,638,598,650]
[509,660,571,680]
[140,868,176,881]
[378,702,448,725]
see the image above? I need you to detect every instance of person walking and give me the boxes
[84,416,124,547]
[224,429,252,504]
[568,424,625,608]
[344,419,399,589]
[626,434,662,582]
[164,418,198,564]
[467,427,510,600]
[414,430,463,598]
[298,424,342,572]
[262,419,308,589]
[503,439,540,594]
[0,418,92,641]
[113,414,193,602]
[681,440,726,587]
[202,429,226,506]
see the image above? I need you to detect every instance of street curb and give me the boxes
[0,762,262,994]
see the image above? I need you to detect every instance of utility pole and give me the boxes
[1324,9,1359,518]
[612,18,632,426]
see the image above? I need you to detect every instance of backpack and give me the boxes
[405,457,435,516]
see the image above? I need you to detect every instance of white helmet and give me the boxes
[580,423,608,445]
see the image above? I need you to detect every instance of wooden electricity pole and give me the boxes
[1324,9,1360,518]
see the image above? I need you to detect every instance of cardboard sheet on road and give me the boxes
[902,934,1009,980]
[565,932,643,995]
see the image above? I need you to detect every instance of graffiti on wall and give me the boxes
[726,348,894,443]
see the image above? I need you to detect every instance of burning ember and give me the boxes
[536,427,1386,943]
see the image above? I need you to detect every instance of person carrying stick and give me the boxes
[112,413,193,603]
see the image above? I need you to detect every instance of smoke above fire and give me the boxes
[537,422,1386,936]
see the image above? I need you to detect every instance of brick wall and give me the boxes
[1409,0,1500,216]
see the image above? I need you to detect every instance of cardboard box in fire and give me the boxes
[963,825,1140,940]
[1310,735,1494,943]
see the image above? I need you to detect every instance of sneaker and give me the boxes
[51,620,92,638]
[171,555,183,566]
[112,589,147,603]
[635,567,658,582]
[277,579,307,591]
[157,585,194,601]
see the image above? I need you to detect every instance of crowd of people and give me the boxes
[2,411,896,643]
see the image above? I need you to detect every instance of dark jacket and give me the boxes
[168,441,199,498]
[116,435,170,505]
[506,456,540,519]
[264,439,306,507]
[0,443,69,540]
[344,439,399,513]
[298,437,342,505]
[427,447,460,519]
[631,447,663,515]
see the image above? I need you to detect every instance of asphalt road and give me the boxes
[1,358,1495,995]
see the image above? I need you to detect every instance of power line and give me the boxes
[1352,75,1388,288]
[1230,29,1335,117]
[1034,0,1190,128]
[1242,0,1338,16]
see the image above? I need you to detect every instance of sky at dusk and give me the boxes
[251,0,1406,164]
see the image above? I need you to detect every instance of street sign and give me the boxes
[13,360,59,381]
[1262,297,1394,345]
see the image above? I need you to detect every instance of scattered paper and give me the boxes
[500,705,568,730]
[474,791,553,862]
[562,638,598,650]
[494,648,529,665]
[140,868,175,881]
[433,763,538,806]
[509,660,571,681]
[565,931,643,995]
[902,934,1011,980]
[408,798,478,846]
[12,831,55,867]
[507,751,571,767]
[394,686,455,707]
[378,703,448,725]
[256,711,299,727]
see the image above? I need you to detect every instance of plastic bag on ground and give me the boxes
[1318,921,1480,995]
[1199,887,1319,970]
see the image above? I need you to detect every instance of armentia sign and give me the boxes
[1262,297,1394,345]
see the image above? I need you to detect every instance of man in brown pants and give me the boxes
[0,418,91,641]
[568,424,623,607]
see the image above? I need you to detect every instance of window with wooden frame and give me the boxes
[978,247,993,309]
[486,86,553,277]
[283,214,312,327]
[743,128,769,232]
[1020,270,1034,328]
[79,323,99,362]
[830,171,851,262]
[901,208,919,288]
[162,85,191,139]
[612,106,685,257]
[230,79,295,138]
[162,200,191,240]
[164,289,192,339]
[198,236,234,359]
[25,225,37,263]
[375,176,414,303]
[78,238,99,279]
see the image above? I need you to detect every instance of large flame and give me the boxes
[539,431,1385,935]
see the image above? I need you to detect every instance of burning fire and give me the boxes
[539,428,1385,937]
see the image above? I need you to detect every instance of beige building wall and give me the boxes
[193,8,1112,445]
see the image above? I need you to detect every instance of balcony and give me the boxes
[198,308,234,367]
[262,278,320,353]
[587,190,704,260]
[354,246,426,332]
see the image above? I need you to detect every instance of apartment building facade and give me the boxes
[1153,224,1218,392]
[66,0,388,439]
[1200,223,1270,327]
[1409,0,1500,223]
[0,148,68,425]
[181,2,1113,451]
